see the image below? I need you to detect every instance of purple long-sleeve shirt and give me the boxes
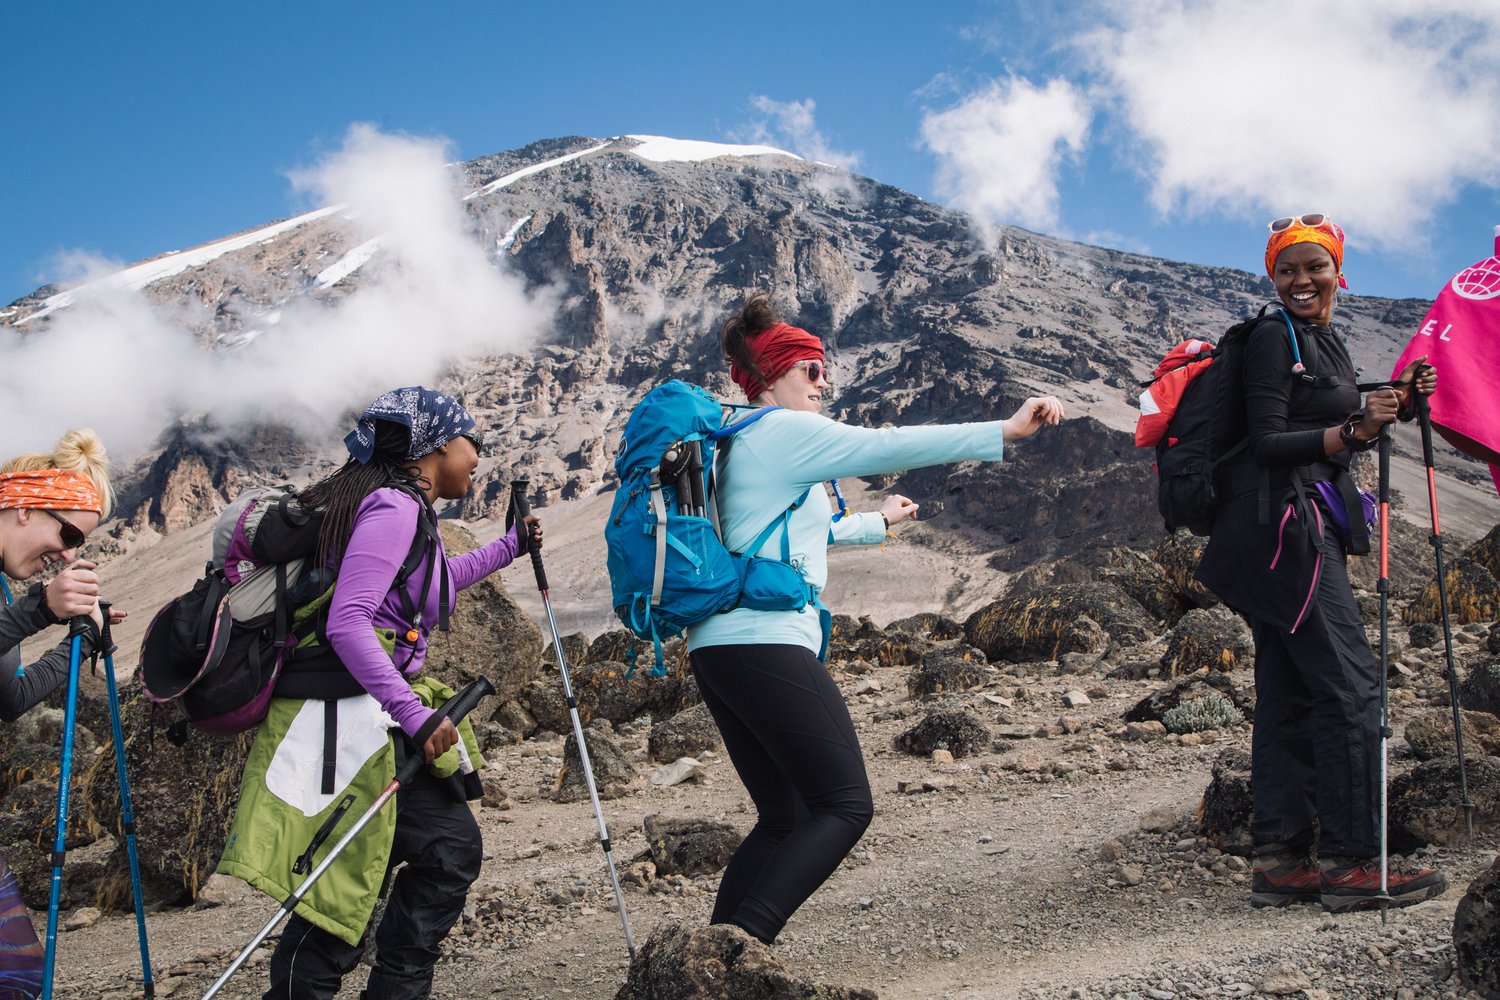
[324,487,523,737]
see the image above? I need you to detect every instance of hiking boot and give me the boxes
[1250,846,1320,908]
[1320,857,1448,913]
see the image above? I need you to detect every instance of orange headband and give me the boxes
[0,470,103,513]
[1265,224,1349,290]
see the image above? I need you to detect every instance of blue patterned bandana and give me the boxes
[344,386,477,463]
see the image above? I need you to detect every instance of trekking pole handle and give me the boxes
[509,479,549,592]
[98,599,113,650]
[399,676,497,784]
[1378,422,1392,503]
[1414,368,1437,467]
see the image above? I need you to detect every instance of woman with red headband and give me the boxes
[689,293,1064,946]
[0,428,115,999]
[1197,214,1444,912]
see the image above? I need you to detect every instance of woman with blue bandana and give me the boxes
[222,387,540,1000]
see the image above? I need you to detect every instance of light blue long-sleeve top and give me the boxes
[686,408,1007,653]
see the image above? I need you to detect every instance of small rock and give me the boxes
[64,906,101,931]
[1119,864,1145,886]
[1258,962,1312,995]
[649,757,707,787]
[1062,690,1091,708]
[930,749,954,765]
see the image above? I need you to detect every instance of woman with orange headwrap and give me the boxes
[0,428,116,999]
[1196,215,1444,913]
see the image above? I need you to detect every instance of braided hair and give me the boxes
[719,292,780,393]
[298,420,427,567]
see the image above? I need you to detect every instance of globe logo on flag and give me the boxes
[1451,255,1500,300]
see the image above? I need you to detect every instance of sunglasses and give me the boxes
[789,360,832,385]
[43,509,86,550]
[1269,214,1344,241]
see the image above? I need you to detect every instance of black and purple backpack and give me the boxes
[138,484,440,735]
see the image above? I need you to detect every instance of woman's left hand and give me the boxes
[879,495,919,527]
[1396,355,1437,407]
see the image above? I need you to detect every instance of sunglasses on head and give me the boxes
[1269,214,1344,240]
[789,360,832,385]
[43,509,86,550]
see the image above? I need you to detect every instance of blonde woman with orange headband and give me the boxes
[0,428,120,998]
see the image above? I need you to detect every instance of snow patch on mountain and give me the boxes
[624,135,800,163]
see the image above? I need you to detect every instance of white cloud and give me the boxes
[744,96,862,172]
[918,76,1091,234]
[1078,0,1500,250]
[0,124,554,462]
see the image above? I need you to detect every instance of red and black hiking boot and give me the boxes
[1320,857,1448,912]
[1250,846,1320,908]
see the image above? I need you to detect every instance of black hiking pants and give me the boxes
[262,760,481,1000]
[1249,526,1382,859]
[690,643,874,944]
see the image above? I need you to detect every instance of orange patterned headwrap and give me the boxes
[0,470,103,513]
[1265,220,1349,290]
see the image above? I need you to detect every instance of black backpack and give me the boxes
[138,483,447,736]
[1138,305,1298,535]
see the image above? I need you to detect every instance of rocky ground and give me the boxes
[38,613,1500,1000]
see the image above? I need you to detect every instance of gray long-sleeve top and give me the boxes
[0,580,93,722]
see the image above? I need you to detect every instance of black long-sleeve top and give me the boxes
[1241,312,1361,476]
[0,579,93,722]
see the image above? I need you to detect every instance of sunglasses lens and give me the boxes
[1270,217,1294,233]
[47,511,84,548]
[1299,213,1326,228]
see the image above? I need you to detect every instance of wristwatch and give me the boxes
[1340,413,1380,453]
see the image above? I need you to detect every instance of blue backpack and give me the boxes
[604,380,815,674]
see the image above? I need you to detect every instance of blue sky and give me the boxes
[3,1,1498,307]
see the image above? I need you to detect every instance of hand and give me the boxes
[1357,387,1404,439]
[1395,355,1437,407]
[45,560,101,621]
[879,495,919,526]
[423,717,459,764]
[524,514,543,551]
[1002,396,1066,441]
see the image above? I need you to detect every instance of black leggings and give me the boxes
[690,643,873,944]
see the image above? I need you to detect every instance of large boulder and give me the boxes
[1099,546,1185,624]
[1152,532,1221,612]
[1198,748,1253,855]
[1125,669,1253,726]
[525,659,689,733]
[894,709,990,758]
[1405,709,1500,762]
[964,583,1155,663]
[1462,663,1500,718]
[1405,558,1500,626]
[1454,855,1500,999]
[642,815,741,877]
[1159,607,1253,677]
[886,613,965,642]
[80,686,253,907]
[614,921,878,1000]
[1389,756,1500,851]
[648,702,723,763]
[555,720,637,802]
[827,615,932,668]
[906,648,990,700]
[425,522,543,704]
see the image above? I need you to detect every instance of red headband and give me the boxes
[730,322,825,400]
[0,470,103,513]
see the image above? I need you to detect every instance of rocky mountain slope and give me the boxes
[4,134,1491,638]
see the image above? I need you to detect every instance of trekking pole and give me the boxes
[509,479,636,959]
[40,617,92,1000]
[1377,422,1394,924]
[1414,379,1475,838]
[96,602,155,997]
[199,677,497,1000]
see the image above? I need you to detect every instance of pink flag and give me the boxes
[1393,228,1500,497]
